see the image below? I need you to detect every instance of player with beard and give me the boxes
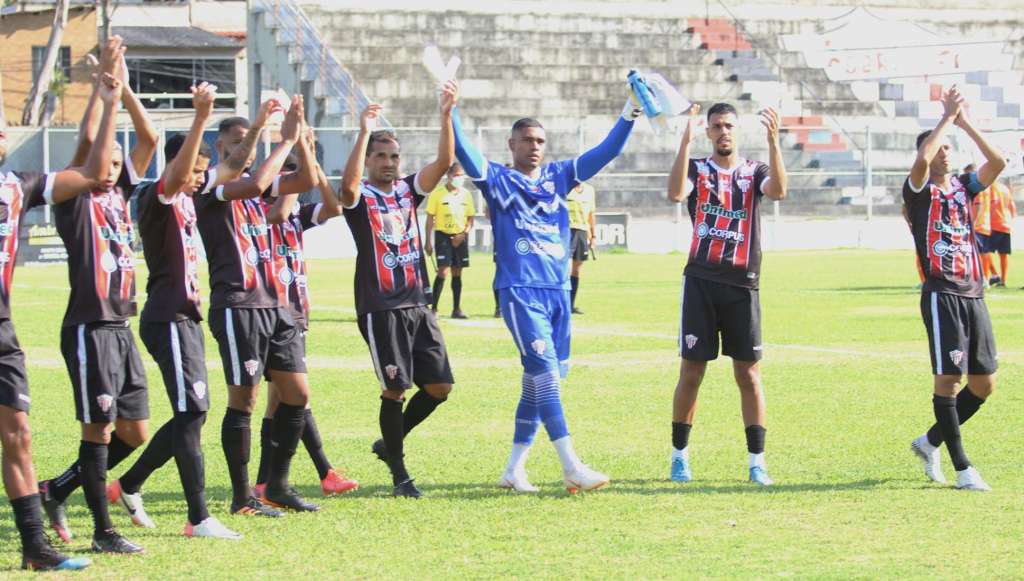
[341,83,457,499]
[667,102,788,486]
[906,88,1005,491]
[0,42,125,572]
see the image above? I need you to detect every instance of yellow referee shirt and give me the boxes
[427,185,476,234]
[567,182,596,230]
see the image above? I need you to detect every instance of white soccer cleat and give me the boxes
[910,436,947,484]
[955,466,991,492]
[184,517,242,540]
[563,465,609,494]
[498,471,539,493]
[107,480,155,528]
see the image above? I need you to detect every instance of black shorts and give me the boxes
[435,231,470,268]
[679,276,762,362]
[975,233,991,254]
[208,307,306,387]
[988,231,1011,254]
[140,319,211,413]
[570,228,591,262]
[264,328,306,382]
[921,292,997,376]
[60,322,149,424]
[358,306,454,391]
[0,319,30,413]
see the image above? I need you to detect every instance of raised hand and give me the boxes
[191,82,218,118]
[440,80,459,115]
[97,72,123,106]
[681,102,702,144]
[360,103,383,133]
[280,95,303,143]
[99,35,125,77]
[941,86,964,119]
[759,107,780,145]
[253,98,281,130]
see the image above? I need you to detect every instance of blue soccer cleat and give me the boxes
[22,540,92,571]
[670,456,691,483]
[748,466,774,486]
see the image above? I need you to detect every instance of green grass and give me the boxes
[3,250,1023,579]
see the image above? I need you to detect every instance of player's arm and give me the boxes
[213,99,277,187]
[667,104,701,203]
[163,83,217,196]
[216,98,302,202]
[760,107,787,201]
[953,111,1006,190]
[574,97,640,183]
[271,98,316,198]
[588,209,596,247]
[118,55,159,178]
[308,128,342,222]
[340,103,381,208]
[424,213,435,256]
[450,86,489,181]
[416,80,458,194]
[51,72,122,203]
[68,55,102,168]
[910,87,962,192]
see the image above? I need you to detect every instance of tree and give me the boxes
[21,0,70,126]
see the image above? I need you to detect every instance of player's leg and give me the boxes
[998,252,1009,286]
[570,260,584,314]
[432,232,451,313]
[672,276,718,482]
[570,229,588,314]
[450,264,467,319]
[254,379,277,500]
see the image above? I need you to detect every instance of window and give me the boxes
[126,57,237,110]
[31,46,71,83]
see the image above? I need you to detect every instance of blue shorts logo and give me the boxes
[515,238,532,255]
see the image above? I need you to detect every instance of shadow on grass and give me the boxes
[825,286,919,295]
[605,477,899,495]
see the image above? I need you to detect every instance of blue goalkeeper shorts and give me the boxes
[498,286,572,378]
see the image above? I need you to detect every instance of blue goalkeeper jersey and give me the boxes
[474,159,579,290]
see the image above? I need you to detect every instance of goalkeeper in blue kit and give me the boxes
[451,85,640,492]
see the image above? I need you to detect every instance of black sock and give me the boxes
[933,395,970,471]
[379,397,408,484]
[493,289,500,311]
[672,422,692,451]
[79,441,113,535]
[119,421,173,494]
[301,409,332,480]
[745,425,766,455]
[403,390,445,436]
[48,431,135,503]
[451,276,463,311]
[926,387,986,447]
[221,408,252,504]
[11,494,46,552]
[256,417,273,486]
[267,403,306,492]
[570,275,580,306]
[432,276,446,310]
[173,412,209,525]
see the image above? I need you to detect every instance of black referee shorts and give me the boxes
[434,231,470,268]
[570,228,590,262]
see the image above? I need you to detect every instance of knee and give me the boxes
[678,361,707,388]
[968,376,995,399]
[452,268,462,277]
[933,376,961,397]
[117,422,149,448]
[424,383,452,400]
[228,387,258,413]
[733,366,761,392]
[437,268,449,279]
[381,389,405,402]
[0,414,31,452]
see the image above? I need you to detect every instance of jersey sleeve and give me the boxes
[902,177,922,206]
[753,162,771,198]
[299,203,323,230]
[684,159,698,199]
[13,171,55,210]
[404,174,426,206]
[117,157,142,201]
[548,159,579,199]
[473,161,506,202]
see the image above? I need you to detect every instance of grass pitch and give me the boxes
[2,250,1022,579]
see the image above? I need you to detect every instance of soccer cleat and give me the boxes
[571,306,584,315]
[107,480,156,528]
[321,469,359,496]
[230,496,283,518]
[38,481,72,543]
[392,478,423,498]
[263,487,320,512]
[253,483,267,501]
[748,466,774,486]
[563,465,609,493]
[910,437,947,483]
[955,466,991,491]
[184,517,242,540]
[670,456,692,483]
[498,471,539,493]
[21,538,92,571]
[451,309,469,319]
[91,529,144,554]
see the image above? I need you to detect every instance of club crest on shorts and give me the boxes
[96,394,114,413]
[531,339,547,356]
[244,359,259,377]
[949,349,964,366]
[385,364,398,380]
[685,334,698,350]
[193,381,207,400]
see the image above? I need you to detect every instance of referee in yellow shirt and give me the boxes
[426,163,475,318]
[568,181,597,314]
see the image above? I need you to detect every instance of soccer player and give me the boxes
[197,97,319,514]
[666,102,788,487]
[451,85,639,494]
[103,82,244,540]
[906,87,1006,491]
[987,178,1015,286]
[39,38,164,554]
[340,85,458,499]
[567,181,596,314]
[253,130,358,500]
[0,48,125,574]
[425,162,475,318]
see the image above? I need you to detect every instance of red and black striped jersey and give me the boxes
[903,172,985,298]
[53,165,140,326]
[683,157,770,289]
[343,174,430,316]
[136,171,216,323]
[195,183,288,310]
[0,171,52,319]
[263,197,325,329]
